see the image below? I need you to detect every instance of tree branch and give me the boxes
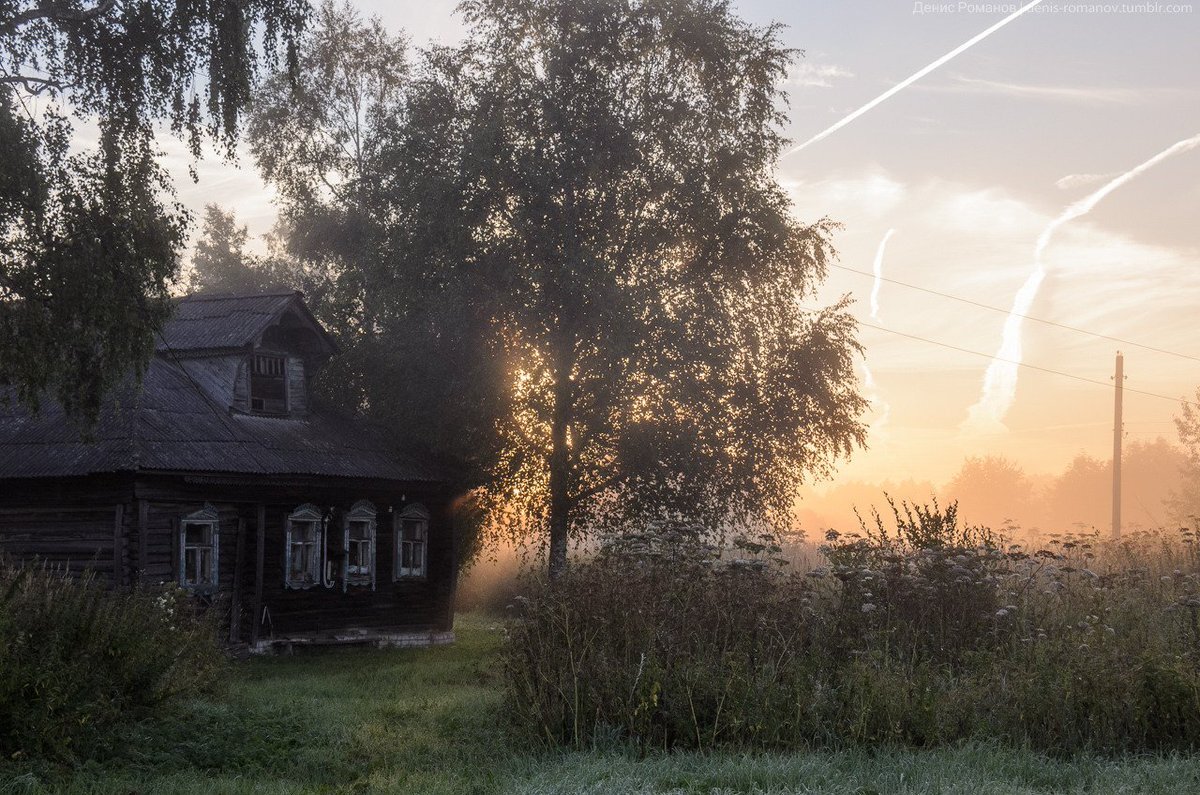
[569,470,625,507]
[2,0,117,35]
[0,74,68,94]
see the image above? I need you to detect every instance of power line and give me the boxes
[832,262,1200,363]
[857,320,1200,409]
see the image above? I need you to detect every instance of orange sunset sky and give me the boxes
[96,0,1200,531]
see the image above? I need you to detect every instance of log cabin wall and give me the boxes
[132,474,456,643]
[0,471,455,645]
[0,475,134,585]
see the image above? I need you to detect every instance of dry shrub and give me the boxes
[0,559,225,760]
[502,503,1200,754]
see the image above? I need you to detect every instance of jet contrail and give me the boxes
[870,229,896,320]
[783,0,1046,158]
[862,360,892,435]
[964,132,1200,433]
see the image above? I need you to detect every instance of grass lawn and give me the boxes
[4,612,1200,794]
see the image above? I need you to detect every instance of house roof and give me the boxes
[156,291,339,355]
[0,294,441,484]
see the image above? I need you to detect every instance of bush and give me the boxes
[0,559,225,760]
[502,505,1200,754]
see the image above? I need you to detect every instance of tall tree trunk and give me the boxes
[547,352,572,581]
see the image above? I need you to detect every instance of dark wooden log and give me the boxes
[137,499,148,584]
[112,503,125,587]
[230,516,246,643]
[251,503,265,643]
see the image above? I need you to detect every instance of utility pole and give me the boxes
[1112,351,1124,539]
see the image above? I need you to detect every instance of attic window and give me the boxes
[251,353,287,414]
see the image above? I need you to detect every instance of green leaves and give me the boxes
[246,0,868,569]
[1,0,309,424]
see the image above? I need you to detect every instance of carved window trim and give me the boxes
[180,504,219,592]
[285,503,324,589]
[343,500,377,591]
[394,503,429,580]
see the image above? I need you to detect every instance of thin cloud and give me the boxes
[939,76,1157,105]
[783,63,854,89]
[1055,173,1118,191]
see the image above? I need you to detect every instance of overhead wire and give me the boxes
[856,320,1200,410]
[830,262,1200,363]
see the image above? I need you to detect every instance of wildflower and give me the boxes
[861,603,877,613]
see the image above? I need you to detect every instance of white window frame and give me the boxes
[343,500,377,591]
[179,504,219,591]
[394,503,429,580]
[285,503,324,589]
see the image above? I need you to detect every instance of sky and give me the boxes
[162,0,1200,502]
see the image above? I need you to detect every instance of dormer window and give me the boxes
[251,353,287,414]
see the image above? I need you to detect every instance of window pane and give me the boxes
[251,355,287,413]
[291,543,306,576]
[184,522,209,545]
[348,539,371,575]
[349,520,370,541]
[292,521,317,542]
[402,519,426,542]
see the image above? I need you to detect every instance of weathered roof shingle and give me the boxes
[156,291,339,354]
[0,294,440,483]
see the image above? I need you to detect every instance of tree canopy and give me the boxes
[185,203,304,296]
[249,0,867,575]
[1,0,308,422]
[1173,388,1200,522]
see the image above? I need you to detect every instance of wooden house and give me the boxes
[0,291,458,651]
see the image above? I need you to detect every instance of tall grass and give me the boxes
[0,558,225,760]
[503,504,1200,754]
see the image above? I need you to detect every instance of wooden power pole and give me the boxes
[1112,351,1124,539]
